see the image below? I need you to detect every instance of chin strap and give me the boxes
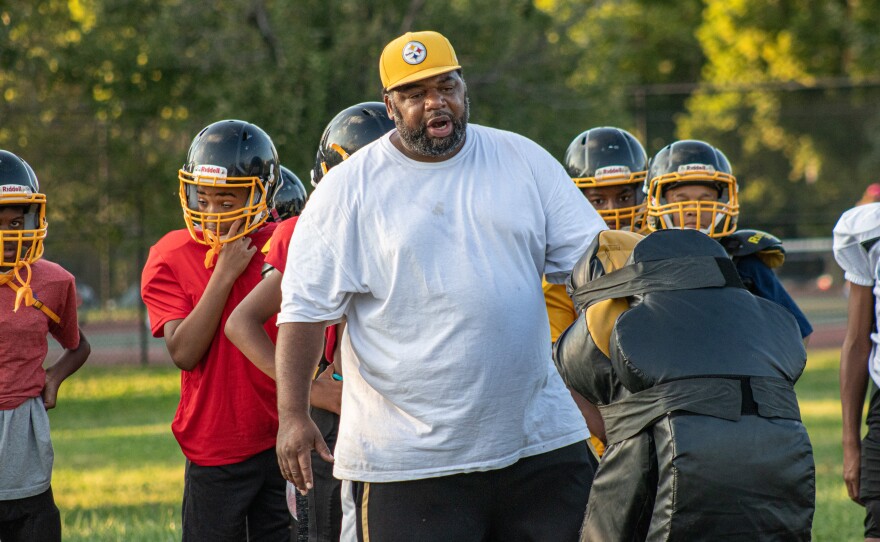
[202,228,223,269]
[12,261,35,311]
[0,262,61,324]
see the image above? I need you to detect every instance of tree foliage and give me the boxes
[0,0,876,299]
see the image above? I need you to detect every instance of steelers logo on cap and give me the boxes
[402,41,427,65]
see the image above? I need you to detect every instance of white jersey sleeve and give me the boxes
[833,203,880,287]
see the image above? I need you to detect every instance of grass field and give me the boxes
[51,365,184,541]
[49,349,861,541]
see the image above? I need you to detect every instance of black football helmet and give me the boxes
[645,139,738,238]
[178,120,280,255]
[0,150,47,269]
[564,127,648,231]
[310,102,395,186]
[270,166,307,222]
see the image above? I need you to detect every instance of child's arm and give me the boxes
[227,269,343,413]
[42,328,91,410]
[310,365,342,414]
[225,269,283,379]
[841,282,874,503]
[164,221,255,371]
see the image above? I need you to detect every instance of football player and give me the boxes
[834,203,880,542]
[550,127,648,341]
[564,126,648,234]
[0,150,90,542]
[644,139,812,340]
[140,120,288,540]
[225,102,394,542]
[544,126,648,458]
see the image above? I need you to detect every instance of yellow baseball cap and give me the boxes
[379,31,461,91]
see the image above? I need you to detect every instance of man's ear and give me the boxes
[383,93,394,120]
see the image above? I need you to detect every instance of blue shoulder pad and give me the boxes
[718,229,785,268]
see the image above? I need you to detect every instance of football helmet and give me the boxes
[178,120,280,265]
[310,102,395,186]
[645,139,739,238]
[564,127,648,231]
[0,150,47,269]
[270,166,307,221]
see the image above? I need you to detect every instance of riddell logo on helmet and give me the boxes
[677,164,716,175]
[193,165,228,183]
[595,166,631,180]
[0,184,30,194]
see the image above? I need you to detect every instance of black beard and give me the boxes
[391,97,470,157]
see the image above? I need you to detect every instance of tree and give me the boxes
[678,0,880,236]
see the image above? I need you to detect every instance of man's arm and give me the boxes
[164,222,256,371]
[276,321,334,493]
[42,328,91,409]
[226,269,283,379]
[841,282,874,503]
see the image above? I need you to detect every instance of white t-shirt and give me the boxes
[279,124,606,482]
[833,203,880,387]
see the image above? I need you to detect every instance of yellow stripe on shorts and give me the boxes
[361,482,371,542]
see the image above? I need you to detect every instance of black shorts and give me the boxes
[0,486,61,542]
[352,441,594,542]
[862,388,880,537]
[182,447,289,542]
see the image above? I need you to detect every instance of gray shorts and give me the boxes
[0,397,54,501]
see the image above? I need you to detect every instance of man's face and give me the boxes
[195,185,250,236]
[0,206,26,265]
[582,184,642,229]
[664,183,720,230]
[385,71,469,160]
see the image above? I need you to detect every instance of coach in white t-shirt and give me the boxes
[275,30,606,542]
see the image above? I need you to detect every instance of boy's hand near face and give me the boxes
[215,219,257,282]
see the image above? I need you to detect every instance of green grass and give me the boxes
[50,365,184,541]
[799,348,864,541]
[49,351,861,540]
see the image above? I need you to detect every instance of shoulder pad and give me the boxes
[718,229,785,268]
[834,203,880,252]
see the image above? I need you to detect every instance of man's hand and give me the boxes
[844,441,863,504]
[276,321,330,494]
[277,413,334,494]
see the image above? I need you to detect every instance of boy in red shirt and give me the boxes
[0,150,90,542]
[141,120,286,541]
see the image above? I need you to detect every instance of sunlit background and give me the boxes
[4,1,878,539]
[3,0,878,306]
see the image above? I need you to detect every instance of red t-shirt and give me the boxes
[0,259,80,410]
[141,224,279,466]
[264,217,338,363]
[264,216,297,272]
